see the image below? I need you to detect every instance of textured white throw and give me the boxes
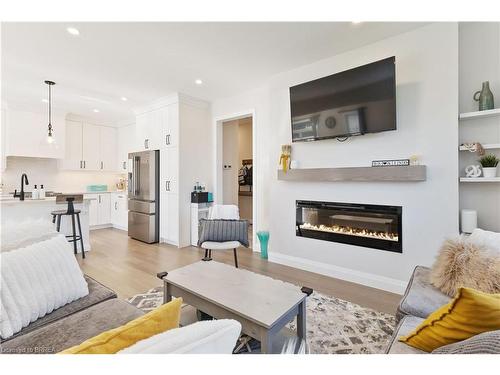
[208,204,240,220]
[0,234,89,339]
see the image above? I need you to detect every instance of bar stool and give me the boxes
[51,194,85,258]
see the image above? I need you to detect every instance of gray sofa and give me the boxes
[0,275,144,354]
[386,266,500,354]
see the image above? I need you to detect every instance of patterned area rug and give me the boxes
[128,286,395,354]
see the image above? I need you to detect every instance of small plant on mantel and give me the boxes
[479,154,500,178]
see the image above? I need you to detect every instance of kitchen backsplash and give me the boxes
[1,157,125,193]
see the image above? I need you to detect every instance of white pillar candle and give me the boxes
[461,209,477,234]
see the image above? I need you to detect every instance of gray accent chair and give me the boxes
[0,275,144,354]
[386,265,500,354]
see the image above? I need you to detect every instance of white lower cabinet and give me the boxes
[111,193,128,230]
[84,193,112,227]
[160,192,179,245]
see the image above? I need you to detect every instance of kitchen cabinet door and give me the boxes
[117,124,134,172]
[86,194,99,226]
[82,124,100,170]
[111,193,128,229]
[164,104,178,148]
[135,113,149,151]
[97,193,111,225]
[160,192,178,245]
[60,120,83,170]
[160,146,178,195]
[99,126,117,171]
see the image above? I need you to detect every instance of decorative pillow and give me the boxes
[0,234,89,339]
[1,218,58,252]
[432,330,500,354]
[468,228,500,255]
[119,319,242,354]
[60,298,182,354]
[198,219,249,248]
[399,287,500,352]
[430,237,500,297]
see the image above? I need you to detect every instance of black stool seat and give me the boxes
[51,209,82,215]
[51,195,85,259]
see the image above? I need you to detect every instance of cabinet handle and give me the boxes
[99,195,101,204]
[166,134,170,145]
[123,161,126,170]
[101,161,103,169]
[145,139,149,149]
[115,202,117,210]
[80,160,83,169]
[83,160,86,169]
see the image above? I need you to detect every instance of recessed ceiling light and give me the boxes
[120,97,128,101]
[41,99,49,103]
[351,21,363,25]
[195,79,203,85]
[66,27,80,36]
[93,109,100,113]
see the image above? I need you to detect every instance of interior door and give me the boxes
[82,123,100,170]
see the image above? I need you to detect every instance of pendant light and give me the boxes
[44,80,56,144]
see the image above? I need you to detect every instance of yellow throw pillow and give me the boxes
[399,288,500,352]
[60,297,182,354]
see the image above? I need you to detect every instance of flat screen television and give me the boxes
[290,56,396,142]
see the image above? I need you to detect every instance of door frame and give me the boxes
[213,109,258,251]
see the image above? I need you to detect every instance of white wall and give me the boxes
[212,23,459,293]
[459,22,500,232]
[1,156,123,193]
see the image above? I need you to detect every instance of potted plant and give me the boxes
[479,154,500,178]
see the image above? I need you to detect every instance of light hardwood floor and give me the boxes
[78,228,401,314]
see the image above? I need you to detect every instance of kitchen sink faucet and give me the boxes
[14,173,29,201]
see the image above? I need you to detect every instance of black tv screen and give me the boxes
[290,57,396,142]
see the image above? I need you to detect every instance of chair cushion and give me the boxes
[399,287,500,352]
[1,275,117,343]
[0,299,144,354]
[198,219,249,247]
[201,241,241,250]
[432,330,500,354]
[385,315,426,354]
[396,266,450,322]
[60,298,182,354]
[119,319,242,354]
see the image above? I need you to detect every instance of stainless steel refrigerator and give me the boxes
[128,150,159,243]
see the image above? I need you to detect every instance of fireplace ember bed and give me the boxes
[296,200,402,253]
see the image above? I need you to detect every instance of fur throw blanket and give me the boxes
[430,237,500,297]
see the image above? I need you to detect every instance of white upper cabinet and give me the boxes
[60,120,83,170]
[82,123,100,170]
[161,105,178,148]
[135,110,162,151]
[60,121,118,171]
[117,124,135,172]
[99,126,117,171]
[5,108,65,159]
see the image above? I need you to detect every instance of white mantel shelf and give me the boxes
[460,177,500,183]
[459,108,500,121]
[277,165,427,182]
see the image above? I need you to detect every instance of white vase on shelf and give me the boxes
[482,167,497,178]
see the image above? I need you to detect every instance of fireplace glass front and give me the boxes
[296,200,402,253]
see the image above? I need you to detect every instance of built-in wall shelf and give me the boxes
[459,108,500,121]
[460,177,500,183]
[459,143,500,151]
[277,165,427,182]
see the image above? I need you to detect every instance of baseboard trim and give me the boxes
[268,252,406,294]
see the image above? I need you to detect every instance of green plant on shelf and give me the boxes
[479,154,500,168]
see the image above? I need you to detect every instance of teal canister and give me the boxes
[473,81,494,111]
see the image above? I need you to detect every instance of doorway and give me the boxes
[220,116,254,248]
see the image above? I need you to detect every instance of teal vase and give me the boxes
[473,81,495,111]
[257,231,269,260]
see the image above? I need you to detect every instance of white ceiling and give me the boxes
[1,22,428,125]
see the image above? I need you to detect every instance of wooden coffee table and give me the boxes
[160,261,307,354]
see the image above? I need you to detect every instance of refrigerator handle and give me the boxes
[134,156,141,196]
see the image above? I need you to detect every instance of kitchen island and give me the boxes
[0,196,92,252]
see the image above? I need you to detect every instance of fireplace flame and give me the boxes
[300,222,399,242]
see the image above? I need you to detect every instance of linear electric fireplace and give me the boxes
[296,200,402,253]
